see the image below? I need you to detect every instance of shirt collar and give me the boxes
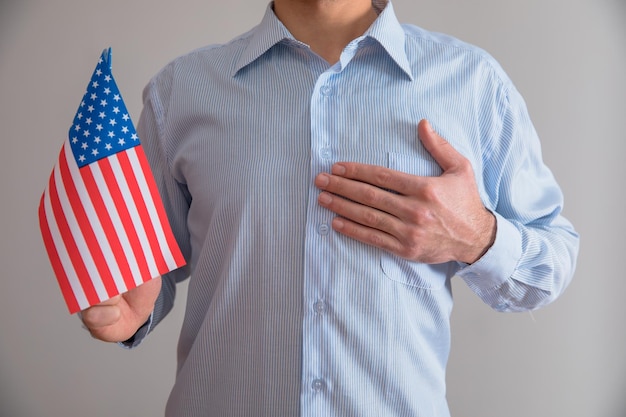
[233,3,295,75]
[233,1,413,80]
[364,1,414,80]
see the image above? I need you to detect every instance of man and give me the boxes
[81,0,579,415]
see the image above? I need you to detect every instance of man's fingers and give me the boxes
[322,163,422,196]
[318,190,404,234]
[330,216,402,254]
[78,279,161,342]
[81,303,122,329]
[323,120,466,192]
[417,119,465,172]
[315,171,410,217]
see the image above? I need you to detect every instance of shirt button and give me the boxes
[317,223,330,235]
[313,300,327,314]
[320,85,333,96]
[320,147,332,159]
[311,379,326,392]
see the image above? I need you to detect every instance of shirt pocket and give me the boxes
[380,151,447,289]
[380,257,449,290]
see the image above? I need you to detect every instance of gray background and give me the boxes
[1,0,624,416]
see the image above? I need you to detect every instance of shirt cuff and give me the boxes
[118,312,154,349]
[455,211,522,293]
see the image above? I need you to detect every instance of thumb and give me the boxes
[417,119,464,172]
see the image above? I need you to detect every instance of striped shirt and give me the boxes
[133,1,579,416]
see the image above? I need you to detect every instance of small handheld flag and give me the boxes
[38,48,186,314]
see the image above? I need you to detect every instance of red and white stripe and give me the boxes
[38,138,185,314]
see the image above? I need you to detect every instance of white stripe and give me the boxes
[63,150,128,295]
[55,144,108,301]
[42,182,90,310]
[108,153,160,281]
[126,147,178,270]
[89,161,143,289]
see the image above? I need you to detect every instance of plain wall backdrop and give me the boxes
[1,0,624,416]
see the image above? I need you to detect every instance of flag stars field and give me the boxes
[65,61,141,168]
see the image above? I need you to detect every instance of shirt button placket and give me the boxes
[303,69,337,417]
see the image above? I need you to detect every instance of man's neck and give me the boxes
[273,0,378,64]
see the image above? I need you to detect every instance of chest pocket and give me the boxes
[380,257,450,290]
[380,152,448,289]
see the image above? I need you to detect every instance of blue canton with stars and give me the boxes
[69,48,139,168]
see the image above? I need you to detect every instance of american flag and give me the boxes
[38,48,186,314]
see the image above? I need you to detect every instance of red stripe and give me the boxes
[97,156,153,282]
[38,194,81,314]
[47,154,100,307]
[117,150,169,277]
[134,146,186,268]
[58,151,118,298]
[80,162,136,292]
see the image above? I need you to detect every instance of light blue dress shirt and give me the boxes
[133,1,579,416]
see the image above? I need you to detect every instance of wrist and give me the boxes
[464,209,497,264]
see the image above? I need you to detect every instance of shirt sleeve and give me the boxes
[455,79,580,312]
[120,69,192,347]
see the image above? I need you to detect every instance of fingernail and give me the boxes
[332,164,346,175]
[333,218,345,230]
[318,192,332,205]
[424,119,433,133]
[316,173,330,187]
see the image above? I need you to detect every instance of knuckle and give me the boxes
[404,226,421,246]
[398,244,418,260]
[420,183,439,202]
[368,232,387,248]
[397,227,425,259]
[362,210,381,226]
[375,170,394,187]
[405,209,420,225]
[405,204,431,225]
[363,186,378,202]
[404,242,423,260]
